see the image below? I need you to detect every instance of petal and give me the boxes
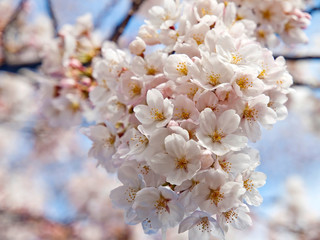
[165,134,186,158]
[149,153,175,175]
[134,105,154,124]
[218,110,240,134]
[221,134,247,150]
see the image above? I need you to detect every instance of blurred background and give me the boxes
[0,0,320,239]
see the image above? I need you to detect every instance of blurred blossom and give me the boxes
[0,73,35,125]
[288,86,320,136]
[1,0,54,65]
[269,176,320,240]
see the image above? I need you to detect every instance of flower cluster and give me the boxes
[1,0,54,65]
[39,14,100,127]
[83,0,293,238]
[222,0,311,46]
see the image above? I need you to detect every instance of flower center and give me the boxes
[125,187,138,203]
[231,54,242,64]
[150,108,165,121]
[154,195,170,214]
[211,130,224,143]
[192,33,204,45]
[243,104,258,122]
[146,65,157,75]
[209,189,224,206]
[261,9,272,21]
[244,179,254,192]
[208,73,221,86]
[176,156,189,171]
[219,159,232,173]
[176,62,188,76]
[129,82,141,97]
[236,76,253,90]
[258,69,266,79]
[69,101,80,113]
[175,109,190,119]
[104,135,116,147]
[223,209,238,223]
[197,217,211,232]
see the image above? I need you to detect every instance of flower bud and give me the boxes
[129,37,146,56]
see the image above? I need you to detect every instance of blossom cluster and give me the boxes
[82,0,295,238]
[0,0,54,65]
[222,0,311,46]
[39,14,100,128]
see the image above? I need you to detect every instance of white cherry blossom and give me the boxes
[81,123,119,172]
[133,186,184,232]
[134,89,174,131]
[179,211,224,240]
[197,108,247,156]
[149,133,201,185]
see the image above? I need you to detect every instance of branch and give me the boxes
[274,55,320,61]
[306,6,320,14]
[94,0,119,29]
[0,62,41,72]
[47,0,58,36]
[110,0,145,43]
[1,0,28,64]
[292,82,320,89]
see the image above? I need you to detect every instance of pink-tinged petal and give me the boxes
[200,199,219,215]
[133,187,160,217]
[110,186,138,209]
[163,98,174,118]
[258,106,277,126]
[147,89,164,110]
[211,142,230,156]
[221,134,247,151]
[242,119,261,142]
[178,215,198,233]
[232,206,252,230]
[189,228,211,240]
[149,153,175,175]
[228,153,251,175]
[219,182,245,212]
[251,172,267,188]
[217,110,240,134]
[160,200,184,228]
[134,105,154,124]
[244,188,263,206]
[205,170,226,189]
[199,108,217,133]
[118,164,140,186]
[185,140,201,160]
[167,169,189,185]
[165,134,186,158]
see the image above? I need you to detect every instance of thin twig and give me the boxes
[306,6,320,14]
[47,0,58,36]
[275,55,320,60]
[0,62,41,72]
[292,82,320,89]
[1,0,28,65]
[110,0,145,43]
[94,0,119,29]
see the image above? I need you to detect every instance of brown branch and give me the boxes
[306,6,320,14]
[110,0,145,43]
[47,0,58,36]
[1,0,28,65]
[292,82,320,89]
[275,55,320,61]
[94,0,119,29]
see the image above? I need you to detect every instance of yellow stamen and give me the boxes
[176,62,188,76]
[209,189,224,206]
